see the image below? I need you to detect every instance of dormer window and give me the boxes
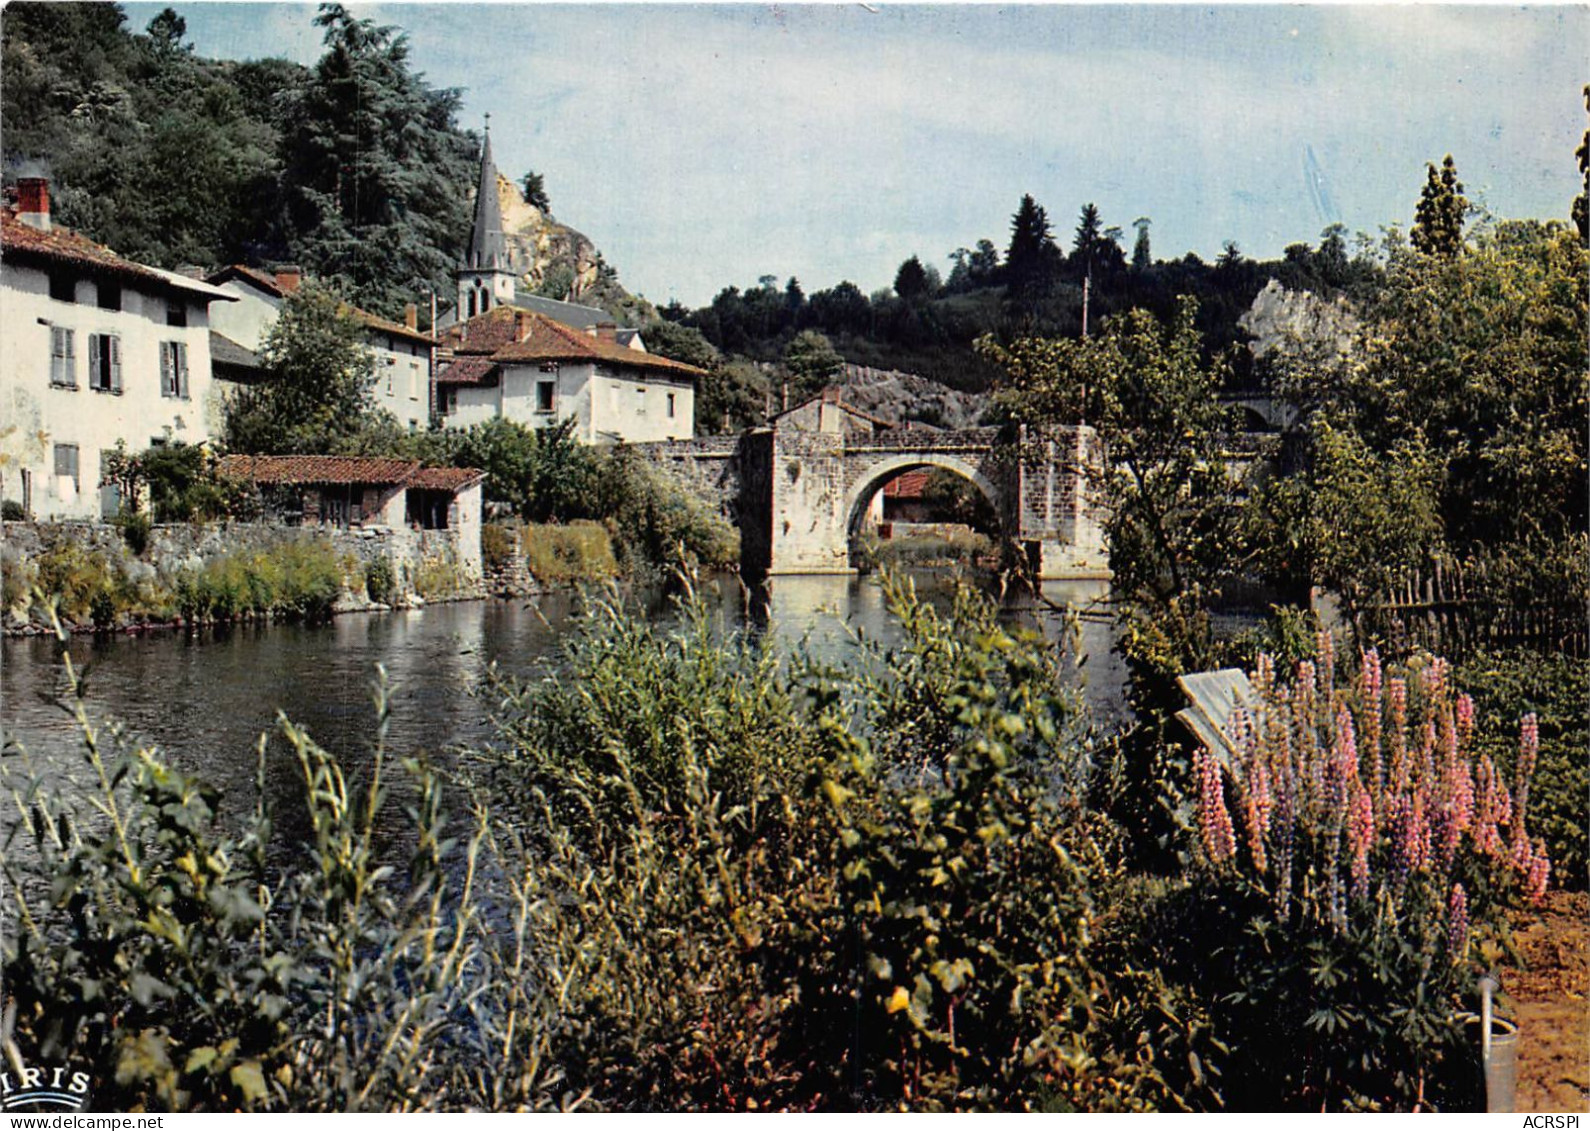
[166,300,187,327]
[96,281,121,311]
[50,273,76,303]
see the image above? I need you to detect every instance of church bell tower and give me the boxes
[457,116,517,320]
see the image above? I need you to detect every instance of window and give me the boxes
[49,326,76,387]
[159,341,189,398]
[165,300,187,327]
[667,392,677,419]
[609,384,619,413]
[536,380,555,414]
[445,388,458,414]
[50,273,75,303]
[410,362,420,400]
[87,333,122,393]
[53,443,79,493]
[385,365,393,396]
[96,281,121,311]
[635,386,647,415]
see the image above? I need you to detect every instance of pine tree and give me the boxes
[1005,194,1060,303]
[278,3,476,316]
[893,255,931,301]
[1131,218,1152,271]
[1411,154,1467,257]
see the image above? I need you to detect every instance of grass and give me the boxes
[522,521,619,584]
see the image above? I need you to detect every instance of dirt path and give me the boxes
[1505,889,1589,1111]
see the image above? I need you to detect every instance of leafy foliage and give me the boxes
[223,283,382,454]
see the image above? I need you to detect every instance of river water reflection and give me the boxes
[1,572,1125,829]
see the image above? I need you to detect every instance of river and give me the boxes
[1,573,1125,837]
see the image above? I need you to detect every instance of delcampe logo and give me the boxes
[0,1063,92,1111]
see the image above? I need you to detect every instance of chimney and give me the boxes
[514,310,532,341]
[17,178,50,231]
[594,321,618,343]
[274,266,302,294]
[404,302,418,330]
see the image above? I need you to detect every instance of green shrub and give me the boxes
[116,509,152,555]
[171,540,344,624]
[858,529,994,569]
[364,556,396,604]
[481,523,515,573]
[521,521,618,583]
[31,539,136,624]
[2,499,25,521]
[413,558,465,599]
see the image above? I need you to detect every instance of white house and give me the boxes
[0,179,236,520]
[434,305,701,442]
[205,265,435,433]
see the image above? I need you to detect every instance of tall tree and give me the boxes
[223,283,382,454]
[1410,153,1467,257]
[1131,218,1152,271]
[278,3,475,316]
[1004,194,1062,311]
[893,255,931,301]
[1070,202,1125,277]
[520,170,550,213]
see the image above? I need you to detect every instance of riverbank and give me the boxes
[2,519,483,636]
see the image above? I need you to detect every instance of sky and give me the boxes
[121,2,1589,308]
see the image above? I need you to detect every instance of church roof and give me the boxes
[463,129,509,272]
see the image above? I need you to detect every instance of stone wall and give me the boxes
[3,518,483,629]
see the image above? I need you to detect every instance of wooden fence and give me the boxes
[1354,556,1588,660]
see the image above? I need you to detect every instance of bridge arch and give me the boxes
[842,453,1006,550]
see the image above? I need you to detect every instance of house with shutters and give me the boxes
[204,265,436,434]
[0,179,235,520]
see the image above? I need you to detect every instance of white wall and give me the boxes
[436,359,696,443]
[207,281,280,352]
[369,332,431,431]
[1,263,219,519]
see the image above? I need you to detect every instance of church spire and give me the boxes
[465,115,508,271]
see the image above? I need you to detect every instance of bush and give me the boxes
[481,523,516,573]
[172,540,345,625]
[2,499,25,521]
[1166,642,1549,1109]
[413,558,466,599]
[364,556,396,604]
[858,529,993,569]
[116,509,152,555]
[521,521,618,584]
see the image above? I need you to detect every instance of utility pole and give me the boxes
[1081,272,1090,341]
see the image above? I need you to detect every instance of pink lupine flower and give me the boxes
[1516,713,1539,830]
[1424,656,1449,708]
[1473,754,1500,854]
[1388,678,1409,789]
[1510,826,1532,875]
[1347,785,1374,894]
[1361,649,1385,820]
[1244,758,1274,872]
[1447,883,1469,957]
[1525,842,1551,905]
[1399,788,1431,874]
[1456,693,1475,750]
[1196,749,1237,864]
[1255,652,1275,699]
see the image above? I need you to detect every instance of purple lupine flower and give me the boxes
[1456,693,1475,750]
[1245,757,1274,872]
[1361,649,1385,822]
[1447,883,1469,957]
[1388,678,1409,791]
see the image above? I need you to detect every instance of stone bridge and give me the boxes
[637,422,1107,579]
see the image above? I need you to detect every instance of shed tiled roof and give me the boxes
[219,455,418,486]
[3,213,236,301]
[408,466,486,491]
[206,264,285,297]
[218,454,486,493]
[437,304,531,354]
[436,355,498,386]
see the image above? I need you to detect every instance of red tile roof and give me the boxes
[408,467,486,491]
[2,213,233,299]
[218,454,485,492]
[206,263,285,297]
[437,305,531,354]
[437,305,706,380]
[437,355,498,386]
[219,455,418,486]
[884,470,930,498]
